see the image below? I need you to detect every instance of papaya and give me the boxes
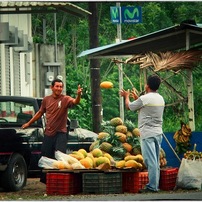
[125,159,139,169]
[100,81,113,89]
[115,160,125,168]
[134,154,144,163]
[124,155,137,161]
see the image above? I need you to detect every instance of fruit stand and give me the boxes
[39,117,180,195]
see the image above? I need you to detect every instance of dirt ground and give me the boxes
[0,178,47,200]
[0,178,88,200]
[1,177,202,201]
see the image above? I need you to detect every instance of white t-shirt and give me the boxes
[129,92,165,139]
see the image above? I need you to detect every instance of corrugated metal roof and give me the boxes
[78,23,202,59]
[0,1,91,17]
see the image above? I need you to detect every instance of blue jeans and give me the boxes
[140,134,162,191]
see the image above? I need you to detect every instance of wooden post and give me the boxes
[186,31,195,131]
[89,3,102,133]
[116,2,124,122]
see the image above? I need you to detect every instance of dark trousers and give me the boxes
[40,132,67,183]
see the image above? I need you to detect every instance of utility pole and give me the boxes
[116,2,124,121]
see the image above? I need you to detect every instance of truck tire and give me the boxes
[0,153,27,191]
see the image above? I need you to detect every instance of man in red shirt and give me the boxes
[22,78,82,183]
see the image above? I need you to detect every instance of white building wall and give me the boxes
[0,8,33,96]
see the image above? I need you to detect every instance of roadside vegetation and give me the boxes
[32,2,202,132]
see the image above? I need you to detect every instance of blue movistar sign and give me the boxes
[110,6,121,24]
[110,6,142,24]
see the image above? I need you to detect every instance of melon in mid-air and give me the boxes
[100,81,113,89]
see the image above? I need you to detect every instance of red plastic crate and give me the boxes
[46,173,82,195]
[159,167,178,191]
[123,172,149,193]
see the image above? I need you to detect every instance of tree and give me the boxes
[88,3,102,133]
[31,2,202,132]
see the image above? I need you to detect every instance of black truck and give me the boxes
[0,96,97,191]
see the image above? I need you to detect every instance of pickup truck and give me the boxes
[0,96,97,192]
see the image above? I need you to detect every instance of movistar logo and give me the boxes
[124,8,139,19]
[110,6,142,24]
[111,7,119,19]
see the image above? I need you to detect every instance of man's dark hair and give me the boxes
[147,75,161,91]
[51,78,63,87]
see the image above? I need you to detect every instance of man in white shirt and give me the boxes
[120,75,165,193]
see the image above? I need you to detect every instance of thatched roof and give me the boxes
[113,50,202,72]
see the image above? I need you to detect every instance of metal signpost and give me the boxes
[110,4,142,121]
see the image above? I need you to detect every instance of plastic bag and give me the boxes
[55,150,85,169]
[55,150,79,164]
[38,156,72,169]
[38,156,59,169]
[176,158,202,189]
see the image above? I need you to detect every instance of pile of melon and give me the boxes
[69,147,145,170]
[88,117,167,170]
[53,148,143,170]
[43,117,167,171]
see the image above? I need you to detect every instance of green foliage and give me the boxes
[66,67,92,130]
[32,2,202,132]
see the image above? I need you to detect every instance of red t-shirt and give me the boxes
[39,94,75,136]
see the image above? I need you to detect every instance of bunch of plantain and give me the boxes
[184,144,202,160]
[173,121,192,154]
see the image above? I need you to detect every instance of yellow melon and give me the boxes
[115,132,126,142]
[89,140,100,151]
[110,117,123,126]
[104,153,113,161]
[97,132,110,140]
[70,151,84,160]
[78,149,88,158]
[126,131,133,137]
[116,125,128,134]
[122,142,133,152]
[95,157,106,167]
[91,148,103,157]
[132,128,140,137]
[80,157,93,169]
[53,161,66,169]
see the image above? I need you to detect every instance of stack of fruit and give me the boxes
[160,148,167,167]
[88,117,167,170]
[43,117,168,171]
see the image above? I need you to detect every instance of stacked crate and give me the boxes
[122,171,149,193]
[46,172,82,195]
[82,172,123,194]
[159,167,178,190]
